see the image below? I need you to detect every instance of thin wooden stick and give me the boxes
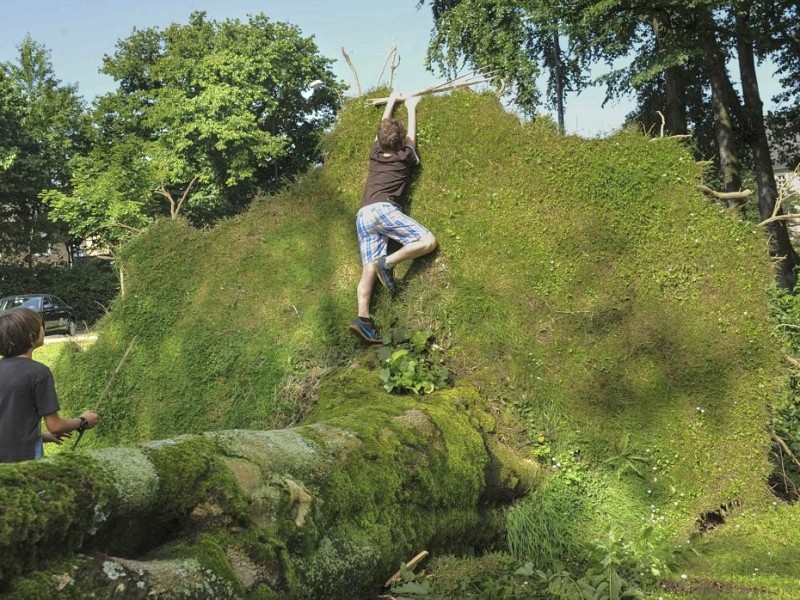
[389,53,401,89]
[377,41,398,86]
[771,431,800,471]
[94,335,138,412]
[384,550,429,588]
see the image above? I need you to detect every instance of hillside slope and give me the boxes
[54,90,781,552]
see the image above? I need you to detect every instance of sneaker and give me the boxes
[373,256,397,296]
[349,317,383,344]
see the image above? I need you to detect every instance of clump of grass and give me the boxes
[506,476,584,569]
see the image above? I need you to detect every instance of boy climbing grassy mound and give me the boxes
[351,91,438,343]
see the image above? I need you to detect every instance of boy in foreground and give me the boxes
[350,91,438,343]
[0,307,98,463]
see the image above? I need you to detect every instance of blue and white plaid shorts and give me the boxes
[356,202,431,265]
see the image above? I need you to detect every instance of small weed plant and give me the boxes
[377,329,450,395]
[603,434,650,479]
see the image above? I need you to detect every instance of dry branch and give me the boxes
[384,550,429,587]
[341,47,362,96]
[771,431,800,471]
[496,78,507,97]
[369,72,494,106]
[378,42,401,89]
[175,175,200,218]
[697,184,754,201]
[110,223,142,233]
[649,111,693,141]
[757,170,800,226]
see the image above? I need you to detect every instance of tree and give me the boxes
[763,0,800,169]
[420,0,587,126]
[0,37,86,264]
[0,382,535,597]
[46,11,344,246]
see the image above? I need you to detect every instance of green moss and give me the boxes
[142,436,249,525]
[0,454,117,584]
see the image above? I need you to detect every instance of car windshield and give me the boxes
[0,296,41,311]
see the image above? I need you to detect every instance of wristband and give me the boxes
[78,416,89,432]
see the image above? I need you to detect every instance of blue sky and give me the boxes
[0,0,784,137]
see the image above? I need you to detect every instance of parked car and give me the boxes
[0,294,77,336]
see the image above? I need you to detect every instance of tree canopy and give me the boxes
[45,11,344,251]
[0,36,86,263]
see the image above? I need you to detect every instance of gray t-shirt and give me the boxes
[0,357,59,463]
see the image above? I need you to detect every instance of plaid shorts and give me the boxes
[356,202,431,265]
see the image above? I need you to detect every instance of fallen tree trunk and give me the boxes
[0,372,539,598]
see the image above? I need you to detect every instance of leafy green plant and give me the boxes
[377,329,450,395]
[768,286,800,500]
[602,434,649,479]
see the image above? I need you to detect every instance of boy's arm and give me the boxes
[44,410,98,435]
[405,96,420,145]
[382,90,403,120]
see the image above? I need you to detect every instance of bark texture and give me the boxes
[736,13,799,290]
[0,374,539,599]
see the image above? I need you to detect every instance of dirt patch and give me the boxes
[662,578,764,595]
[696,500,741,534]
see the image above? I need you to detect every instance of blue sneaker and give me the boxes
[373,256,397,296]
[349,317,383,344]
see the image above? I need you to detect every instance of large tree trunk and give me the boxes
[0,376,538,598]
[737,12,799,290]
[651,15,687,135]
[664,65,688,135]
[707,43,744,212]
[552,27,566,134]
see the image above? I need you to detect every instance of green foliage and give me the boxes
[603,434,649,479]
[0,36,87,262]
[423,0,546,116]
[45,11,345,250]
[767,286,800,498]
[394,527,704,599]
[377,329,451,394]
[0,259,118,323]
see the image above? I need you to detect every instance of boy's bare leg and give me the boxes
[385,233,437,268]
[357,263,377,318]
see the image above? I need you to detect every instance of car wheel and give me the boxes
[67,319,77,336]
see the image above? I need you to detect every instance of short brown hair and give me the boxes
[377,118,407,152]
[0,308,42,357]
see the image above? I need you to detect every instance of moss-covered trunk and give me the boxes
[0,374,538,599]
